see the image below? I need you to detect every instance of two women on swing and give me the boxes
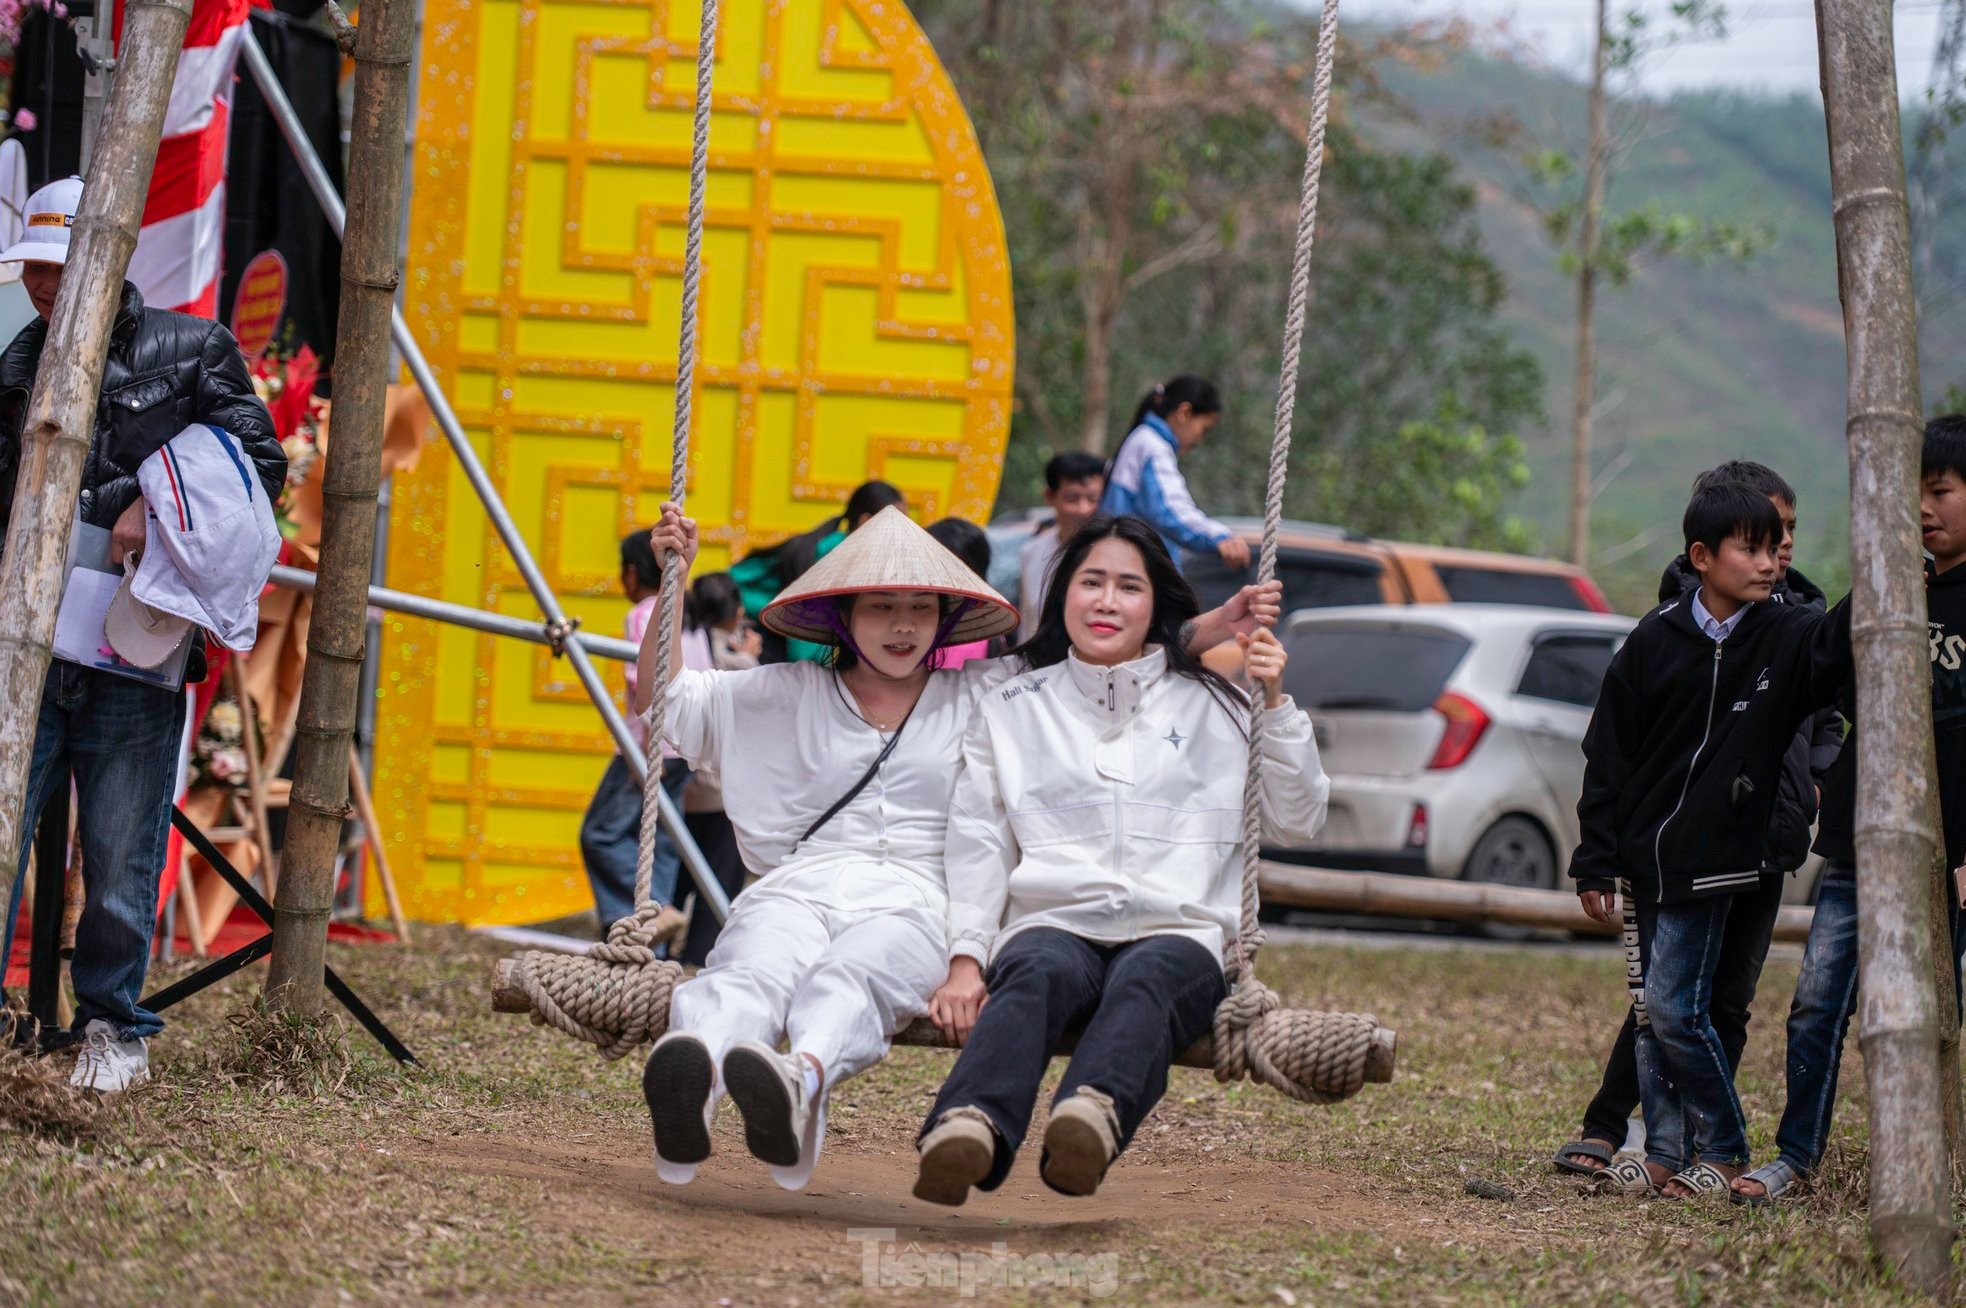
[632,495,1328,1200]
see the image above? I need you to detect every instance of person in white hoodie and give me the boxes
[630,502,1280,1193]
[913,513,1328,1206]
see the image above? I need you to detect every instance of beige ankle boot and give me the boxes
[914,1107,997,1207]
[1040,1088,1119,1196]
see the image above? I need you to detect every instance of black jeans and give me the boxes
[918,927,1227,1191]
[1578,873,1784,1145]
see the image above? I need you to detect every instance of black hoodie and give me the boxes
[1815,561,1966,869]
[1657,557,1845,872]
[1569,585,1851,903]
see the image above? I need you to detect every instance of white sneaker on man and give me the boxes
[643,1032,718,1184]
[69,1018,150,1094]
[723,1040,811,1170]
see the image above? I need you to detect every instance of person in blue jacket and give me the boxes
[1100,375,1249,570]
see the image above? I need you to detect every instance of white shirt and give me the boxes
[945,646,1330,968]
[1017,525,1064,642]
[1691,589,1749,643]
[622,593,711,760]
[656,658,1016,907]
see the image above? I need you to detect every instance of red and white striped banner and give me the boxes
[118,0,250,317]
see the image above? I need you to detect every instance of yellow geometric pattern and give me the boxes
[378,0,1013,925]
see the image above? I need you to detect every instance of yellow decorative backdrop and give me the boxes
[379,0,1013,925]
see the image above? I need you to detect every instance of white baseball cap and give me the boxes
[0,176,82,265]
[105,556,193,669]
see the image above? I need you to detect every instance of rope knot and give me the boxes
[1212,977,1378,1105]
[507,941,686,1061]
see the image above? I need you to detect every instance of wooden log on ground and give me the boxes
[1258,861,1814,944]
[487,956,1396,1083]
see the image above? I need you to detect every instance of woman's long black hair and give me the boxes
[1129,374,1222,432]
[1011,513,1247,728]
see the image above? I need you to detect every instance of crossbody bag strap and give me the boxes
[799,701,916,844]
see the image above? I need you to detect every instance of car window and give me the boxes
[1185,548,1385,615]
[1516,635,1619,708]
[1434,564,1589,611]
[1282,627,1472,712]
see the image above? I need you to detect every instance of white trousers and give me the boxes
[668,872,947,1089]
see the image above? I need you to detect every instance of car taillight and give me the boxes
[1428,692,1490,770]
[1569,574,1613,614]
[1405,803,1429,848]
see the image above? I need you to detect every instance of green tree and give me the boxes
[918,0,1545,550]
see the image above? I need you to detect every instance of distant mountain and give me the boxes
[1357,41,1965,612]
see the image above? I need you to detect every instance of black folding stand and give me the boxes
[136,807,417,1064]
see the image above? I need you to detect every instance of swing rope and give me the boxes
[1208,0,1381,1105]
[506,0,721,1058]
[500,0,1393,1101]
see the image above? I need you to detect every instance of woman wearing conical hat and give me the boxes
[631,500,1280,1191]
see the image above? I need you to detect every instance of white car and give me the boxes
[1271,604,1635,892]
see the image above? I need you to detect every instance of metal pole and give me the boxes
[75,0,119,170]
[271,565,637,661]
[240,33,727,921]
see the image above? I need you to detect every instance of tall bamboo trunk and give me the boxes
[1817,0,1955,1292]
[263,0,417,1012]
[1567,0,1609,568]
[0,0,193,952]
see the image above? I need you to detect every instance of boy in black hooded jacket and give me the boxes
[1570,482,1850,1200]
[1554,463,1842,1178]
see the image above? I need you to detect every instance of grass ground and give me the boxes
[0,926,1945,1305]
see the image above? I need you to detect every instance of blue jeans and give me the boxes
[918,928,1227,1192]
[1774,862,1966,1173]
[580,755,689,935]
[1634,894,1752,1172]
[1,664,186,1040]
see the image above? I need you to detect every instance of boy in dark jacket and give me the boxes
[1555,462,1842,1177]
[1732,413,1966,1204]
[1571,482,1850,1199]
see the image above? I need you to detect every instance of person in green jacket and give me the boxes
[731,480,907,663]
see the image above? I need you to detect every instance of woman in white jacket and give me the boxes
[913,514,1329,1206]
[631,502,1278,1193]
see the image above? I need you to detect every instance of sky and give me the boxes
[1319,0,1953,97]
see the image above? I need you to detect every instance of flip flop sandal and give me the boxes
[1662,1161,1735,1201]
[1729,1159,1800,1208]
[1553,1139,1616,1177]
[1589,1156,1660,1198]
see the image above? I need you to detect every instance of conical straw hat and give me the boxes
[760,505,1018,647]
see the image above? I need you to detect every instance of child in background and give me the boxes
[1571,482,1849,1201]
[579,529,701,941]
[926,517,996,667]
[1733,413,1966,1205]
[1554,461,1841,1179]
[668,571,759,967]
[1100,375,1248,571]
[1018,451,1106,642]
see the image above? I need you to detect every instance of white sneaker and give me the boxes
[722,1040,811,1170]
[69,1019,150,1095]
[643,1033,717,1182]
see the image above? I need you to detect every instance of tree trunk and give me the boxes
[0,0,193,960]
[1817,0,1955,1292]
[1567,0,1610,568]
[1078,160,1133,456]
[263,0,418,1013]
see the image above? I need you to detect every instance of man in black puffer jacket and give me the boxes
[0,178,284,1092]
[1553,460,1844,1177]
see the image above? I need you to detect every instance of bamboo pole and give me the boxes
[0,0,194,955]
[1567,0,1610,567]
[1816,0,1955,1290]
[263,0,417,1014]
[1255,863,1819,941]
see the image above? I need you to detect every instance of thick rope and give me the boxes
[610,0,720,954]
[1211,0,1361,1093]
